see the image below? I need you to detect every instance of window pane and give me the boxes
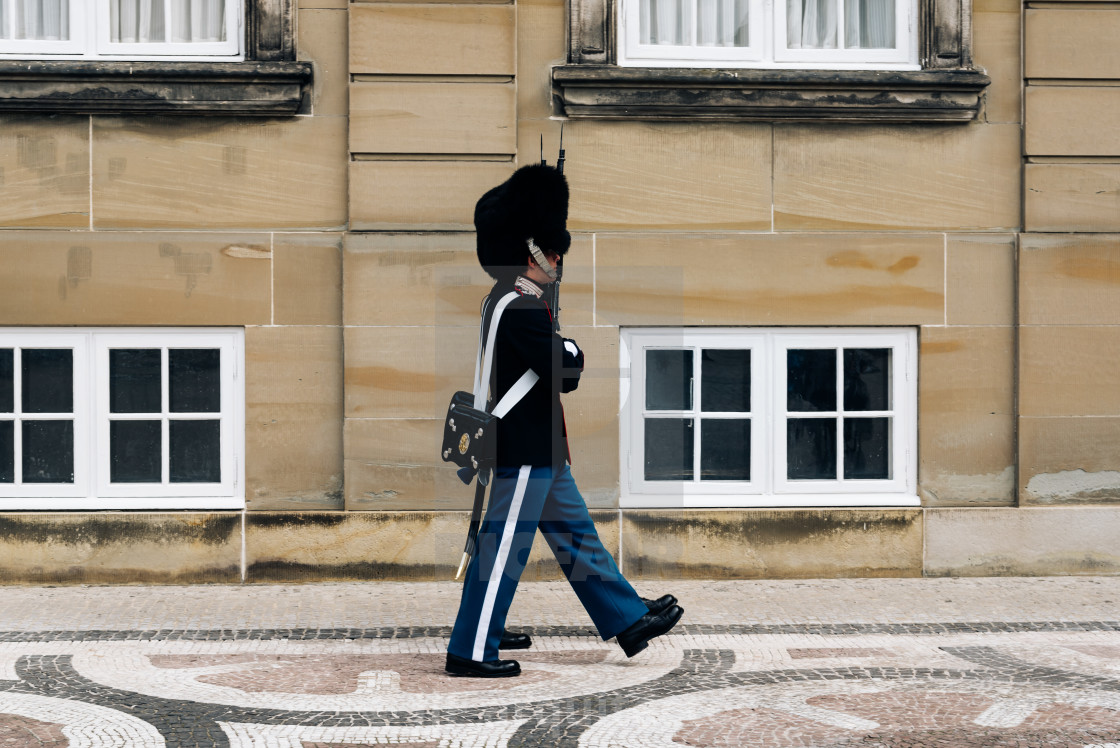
[787,0,837,49]
[845,0,894,48]
[110,420,162,483]
[22,420,74,483]
[111,0,166,42]
[110,349,162,414]
[787,349,836,412]
[844,348,891,411]
[170,0,226,42]
[170,349,220,413]
[700,419,750,481]
[787,418,836,479]
[844,417,891,479]
[697,0,748,46]
[644,418,693,480]
[0,421,12,483]
[14,0,69,41]
[170,419,220,482]
[640,0,689,45]
[22,349,73,414]
[646,350,692,411]
[0,349,12,413]
[701,349,750,412]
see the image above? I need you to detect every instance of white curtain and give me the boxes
[845,0,894,48]
[640,0,688,46]
[112,0,225,43]
[787,0,837,49]
[8,0,69,40]
[697,0,748,47]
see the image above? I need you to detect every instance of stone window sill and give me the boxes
[0,60,312,116]
[552,66,991,123]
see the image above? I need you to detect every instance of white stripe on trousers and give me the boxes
[472,464,532,661]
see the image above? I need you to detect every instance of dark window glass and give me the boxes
[646,350,692,411]
[22,420,74,483]
[110,349,162,414]
[644,418,693,480]
[701,349,750,413]
[170,349,221,413]
[787,349,836,412]
[110,420,162,483]
[0,349,12,413]
[844,417,891,479]
[700,419,750,481]
[22,349,73,414]
[787,418,836,480]
[844,348,891,411]
[170,420,221,482]
[0,421,12,483]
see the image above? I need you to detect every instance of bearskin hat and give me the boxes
[474,163,571,282]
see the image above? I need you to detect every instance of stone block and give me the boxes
[299,8,349,117]
[350,82,516,155]
[92,115,347,230]
[1025,87,1120,157]
[924,506,1120,575]
[0,231,271,325]
[565,326,623,507]
[774,124,1021,230]
[918,326,1016,506]
[0,513,241,584]
[620,509,923,578]
[1020,234,1120,325]
[1020,325,1120,417]
[0,114,89,228]
[564,121,772,231]
[350,4,515,75]
[344,325,476,418]
[517,0,568,122]
[1020,416,1120,504]
[344,417,463,510]
[273,233,343,326]
[1025,9,1120,80]
[245,326,344,511]
[974,9,1021,123]
[350,160,513,230]
[947,234,1016,325]
[1025,165,1120,233]
[594,232,945,326]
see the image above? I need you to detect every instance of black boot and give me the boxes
[616,605,684,658]
[445,653,521,678]
[499,631,532,650]
[642,595,677,615]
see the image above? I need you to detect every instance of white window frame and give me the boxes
[621,327,918,508]
[618,0,918,70]
[0,328,245,510]
[0,0,243,60]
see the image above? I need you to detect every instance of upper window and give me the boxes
[0,0,242,59]
[621,328,917,508]
[620,0,916,69]
[0,328,244,510]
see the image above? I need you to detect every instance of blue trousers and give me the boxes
[448,464,648,663]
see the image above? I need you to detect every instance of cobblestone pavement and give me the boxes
[0,577,1119,747]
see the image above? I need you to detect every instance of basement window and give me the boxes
[621,327,917,507]
[0,328,244,510]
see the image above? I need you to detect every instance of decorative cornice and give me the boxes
[553,66,991,123]
[0,60,312,116]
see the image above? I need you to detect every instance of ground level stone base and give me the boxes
[0,506,1117,583]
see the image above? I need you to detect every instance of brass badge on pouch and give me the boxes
[459,433,470,454]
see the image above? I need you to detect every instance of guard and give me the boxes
[445,163,684,678]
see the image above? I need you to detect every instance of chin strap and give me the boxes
[526,238,558,281]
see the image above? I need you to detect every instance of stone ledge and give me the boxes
[0,60,312,116]
[552,66,991,123]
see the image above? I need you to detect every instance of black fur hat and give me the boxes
[474,163,571,282]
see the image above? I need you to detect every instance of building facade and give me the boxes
[0,0,1116,583]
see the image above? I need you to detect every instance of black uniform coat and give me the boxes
[482,278,584,469]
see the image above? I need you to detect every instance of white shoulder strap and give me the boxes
[473,291,538,415]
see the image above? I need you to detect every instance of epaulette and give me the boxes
[514,276,544,299]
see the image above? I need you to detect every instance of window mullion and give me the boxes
[692,348,700,483]
[12,347,21,485]
[835,347,843,482]
[161,347,170,485]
